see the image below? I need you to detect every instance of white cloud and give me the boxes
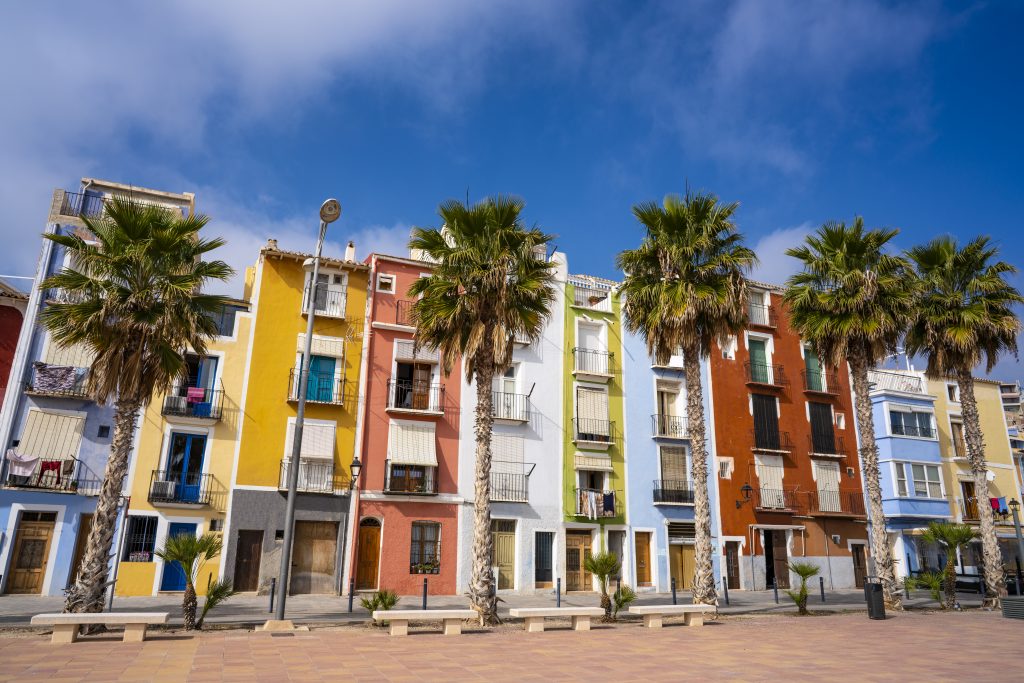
[748,223,814,287]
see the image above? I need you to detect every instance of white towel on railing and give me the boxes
[587,490,599,520]
[5,449,39,477]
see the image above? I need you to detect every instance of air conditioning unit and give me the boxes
[151,480,176,499]
[831,534,842,546]
[208,519,224,532]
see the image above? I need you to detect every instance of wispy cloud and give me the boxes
[749,222,814,286]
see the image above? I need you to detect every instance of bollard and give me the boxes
[819,576,825,603]
[615,576,621,602]
[556,578,561,607]
[269,578,276,613]
[722,578,730,606]
[904,576,911,601]
[422,578,428,610]
[772,577,779,604]
[348,579,355,613]
[980,575,986,604]
[671,578,678,605]
[1016,558,1023,596]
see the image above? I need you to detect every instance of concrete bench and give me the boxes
[629,604,716,628]
[372,609,478,636]
[508,607,605,633]
[31,612,170,644]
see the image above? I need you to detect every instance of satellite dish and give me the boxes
[986,470,996,482]
[319,198,341,224]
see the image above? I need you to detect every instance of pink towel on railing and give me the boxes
[186,387,205,403]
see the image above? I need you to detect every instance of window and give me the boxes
[718,458,733,480]
[751,394,781,450]
[889,408,934,438]
[659,446,688,483]
[748,337,771,382]
[410,522,441,573]
[835,412,846,430]
[721,335,737,360]
[376,273,395,293]
[896,464,908,497]
[911,463,943,498]
[16,409,86,463]
[947,384,959,403]
[122,516,158,562]
[951,419,967,458]
[576,387,610,441]
[97,425,110,438]
[284,420,336,460]
[809,402,836,454]
[535,532,554,586]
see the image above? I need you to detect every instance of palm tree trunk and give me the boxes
[848,350,902,609]
[943,551,957,609]
[182,583,198,631]
[957,370,1004,608]
[469,352,499,624]
[683,341,716,605]
[63,397,141,615]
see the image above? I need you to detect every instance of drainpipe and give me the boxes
[749,525,756,590]
[822,519,835,590]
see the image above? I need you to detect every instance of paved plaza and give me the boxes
[0,610,1020,682]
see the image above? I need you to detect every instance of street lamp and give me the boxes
[736,483,753,509]
[274,198,341,624]
[1009,499,1024,595]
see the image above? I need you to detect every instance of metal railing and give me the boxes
[148,470,213,506]
[384,460,439,495]
[573,347,614,375]
[754,487,801,511]
[744,361,788,386]
[395,299,415,326]
[808,433,846,457]
[289,368,344,405]
[960,496,980,521]
[651,414,688,438]
[867,369,924,394]
[491,463,535,503]
[572,287,612,312]
[162,387,224,420]
[802,369,839,394]
[810,490,865,516]
[653,480,694,504]
[303,286,346,319]
[59,191,106,218]
[387,379,445,413]
[492,391,530,421]
[891,423,934,438]
[751,429,794,452]
[575,488,619,518]
[573,417,614,444]
[747,303,777,328]
[25,363,90,399]
[278,459,348,494]
[3,457,99,495]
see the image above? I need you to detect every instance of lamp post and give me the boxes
[274,198,341,623]
[1010,499,1024,595]
[340,455,362,594]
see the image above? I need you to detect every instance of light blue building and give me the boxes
[623,329,721,593]
[862,368,951,579]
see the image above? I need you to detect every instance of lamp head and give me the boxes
[320,198,341,224]
[740,483,753,500]
[350,455,362,481]
[1010,498,1020,512]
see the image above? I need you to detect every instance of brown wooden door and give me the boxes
[634,532,652,586]
[852,544,867,588]
[771,531,790,589]
[68,514,93,588]
[412,364,431,409]
[355,520,381,590]
[233,530,263,592]
[565,532,593,591]
[670,545,696,590]
[7,518,55,594]
[725,541,740,590]
[290,521,338,595]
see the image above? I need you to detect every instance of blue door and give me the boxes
[166,433,207,503]
[159,523,197,591]
[307,355,336,402]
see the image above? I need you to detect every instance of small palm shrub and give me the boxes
[921,522,978,609]
[908,571,944,604]
[612,584,637,620]
[196,579,238,630]
[584,552,621,621]
[785,561,821,615]
[361,589,401,625]
[154,533,223,630]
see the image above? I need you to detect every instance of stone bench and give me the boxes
[31,612,170,644]
[629,604,716,628]
[508,607,605,633]
[372,609,478,637]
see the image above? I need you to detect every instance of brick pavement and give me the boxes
[0,610,1020,682]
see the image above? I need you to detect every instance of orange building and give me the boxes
[712,282,869,591]
[346,253,462,595]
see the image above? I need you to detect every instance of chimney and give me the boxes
[266,238,279,250]
[345,241,356,261]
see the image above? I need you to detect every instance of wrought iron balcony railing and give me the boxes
[810,490,865,516]
[289,368,344,405]
[387,379,444,413]
[891,423,935,438]
[572,287,612,312]
[59,191,106,218]
[750,429,794,452]
[491,463,536,503]
[302,286,346,319]
[802,369,840,395]
[744,361,788,387]
[653,479,694,504]
[747,303,777,328]
[148,470,213,506]
[24,363,90,399]
[3,456,99,495]
[162,387,224,420]
[573,347,615,376]
[278,459,348,494]
[753,487,801,511]
[807,433,846,457]
[573,417,614,445]
[651,414,688,439]
[384,460,439,495]
[492,391,530,422]
[867,369,924,394]
[575,488,620,518]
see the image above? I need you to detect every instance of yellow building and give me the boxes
[116,299,253,596]
[220,240,368,595]
[930,376,1024,569]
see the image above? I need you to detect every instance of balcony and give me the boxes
[302,287,346,319]
[575,488,620,518]
[651,414,688,439]
[572,347,615,381]
[24,362,90,400]
[807,433,847,458]
[745,361,787,388]
[810,490,865,517]
[288,369,344,405]
[148,470,213,506]
[653,480,694,504]
[492,391,530,422]
[384,461,439,495]
[3,457,99,495]
[891,423,935,439]
[278,459,348,494]
[754,487,801,512]
[59,191,106,219]
[491,463,536,503]
[750,429,794,453]
[386,379,445,415]
[748,303,777,329]
[571,286,612,312]
[573,417,615,450]
[162,387,224,422]
[959,496,981,522]
[802,369,840,396]
[867,369,924,394]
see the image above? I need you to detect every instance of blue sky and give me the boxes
[2,1,1023,380]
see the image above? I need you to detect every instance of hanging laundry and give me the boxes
[32,363,78,393]
[37,460,63,485]
[603,491,616,516]
[186,387,206,403]
[5,449,39,478]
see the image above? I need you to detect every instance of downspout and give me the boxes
[749,524,756,591]
[822,519,835,590]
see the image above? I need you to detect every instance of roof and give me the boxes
[0,280,28,300]
[569,273,619,288]
[369,252,435,269]
[260,241,369,272]
[747,279,786,293]
[80,178,194,202]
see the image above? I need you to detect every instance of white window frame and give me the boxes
[376,273,396,294]
[884,403,937,440]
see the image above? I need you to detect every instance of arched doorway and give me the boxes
[355,518,381,590]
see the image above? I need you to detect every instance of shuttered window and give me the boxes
[388,421,437,466]
[284,421,335,460]
[659,446,688,482]
[667,522,696,540]
[491,433,524,474]
[43,338,93,368]
[576,387,609,435]
[752,394,780,449]
[17,409,85,460]
[755,454,784,490]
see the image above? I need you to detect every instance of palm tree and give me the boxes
[784,218,916,610]
[905,236,1022,607]
[921,521,978,609]
[786,561,821,615]
[584,551,621,622]
[617,190,755,605]
[409,196,556,624]
[155,532,225,630]
[40,197,233,615]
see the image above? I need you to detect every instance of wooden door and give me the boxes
[68,514,93,588]
[412,364,431,409]
[852,545,867,588]
[565,532,593,591]
[771,531,790,589]
[7,519,55,594]
[725,541,740,590]
[634,532,652,586]
[355,520,381,590]
[233,530,263,592]
[669,545,696,590]
[290,521,338,594]
[492,520,515,590]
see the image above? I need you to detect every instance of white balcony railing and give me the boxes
[867,370,925,394]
